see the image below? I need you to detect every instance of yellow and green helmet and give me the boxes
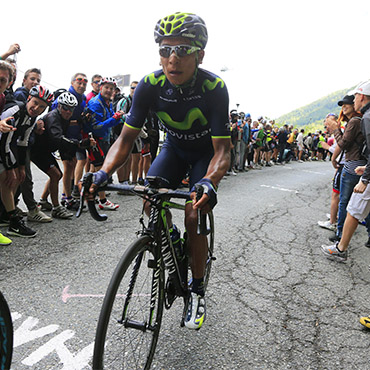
[154,12,208,49]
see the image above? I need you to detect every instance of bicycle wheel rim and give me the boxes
[93,236,164,370]
[0,292,13,370]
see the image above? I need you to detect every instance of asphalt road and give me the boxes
[1,159,370,369]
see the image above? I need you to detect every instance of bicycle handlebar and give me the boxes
[76,174,210,234]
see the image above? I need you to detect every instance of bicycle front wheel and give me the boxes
[93,235,164,370]
[0,292,13,370]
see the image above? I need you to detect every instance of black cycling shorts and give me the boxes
[31,150,61,174]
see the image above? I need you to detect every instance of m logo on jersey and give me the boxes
[157,108,208,131]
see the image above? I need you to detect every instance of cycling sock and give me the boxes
[192,278,205,297]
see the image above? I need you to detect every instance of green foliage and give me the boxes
[276,85,356,129]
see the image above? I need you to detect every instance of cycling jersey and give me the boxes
[0,102,36,170]
[125,68,230,153]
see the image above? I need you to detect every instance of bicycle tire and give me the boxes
[93,235,164,370]
[0,292,13,370]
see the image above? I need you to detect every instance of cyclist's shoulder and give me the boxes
[142,69,167,88]
[196,68,226,92]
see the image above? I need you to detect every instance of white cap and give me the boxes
[350,80,370,96]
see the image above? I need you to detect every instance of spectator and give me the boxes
[52,73,87,206]
[238,113,251,171]
[324,96,368,244]
[321,80,370,261]
[86,74,102,104]
[13,68,41,102]
[114,81,142,184]
[297,129,305,162]
[84,77,121,209]
[277,124,288,164]
[0,85,52,237]
[32,92,95,218]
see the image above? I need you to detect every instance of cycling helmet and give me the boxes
[29,85,54,105]
[100,77,117,87]
[57,92,78,107]
[154,12,208,49]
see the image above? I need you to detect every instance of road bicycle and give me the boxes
[78,174,215,369]
[0,291,13,370]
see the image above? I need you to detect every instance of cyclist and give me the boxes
[31,92,95,219]
[89,12,231,330]
[0,85,53,237]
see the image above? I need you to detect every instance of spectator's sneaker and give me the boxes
[7,216,37,238]
[99,199,119,210]
[38,199,53,212]
[0,233,12,246]
[184,292,206,330]
[0,213,10,227]
[15,206,28,217]
[317,220,336,232]
[27,207,52,223]
[359,316,370,329]
[52,205,73,219]
[321,243,348,262]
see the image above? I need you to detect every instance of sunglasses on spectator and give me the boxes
[60,105,75,112]
[159,44,201,58]
[130,86,136,90]
[92,80,101,84]
[74,77,88,83]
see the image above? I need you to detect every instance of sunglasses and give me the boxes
[92,80,101,84]
[130,86,136,90]
[74,77,88,83]
[61,105,75,112]
[159,44,201,58]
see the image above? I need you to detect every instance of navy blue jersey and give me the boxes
[125,68,230,153]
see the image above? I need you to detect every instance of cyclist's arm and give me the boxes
[192,137,230,210]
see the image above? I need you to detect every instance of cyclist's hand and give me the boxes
[88,170,109,198]
[191,178,217,211]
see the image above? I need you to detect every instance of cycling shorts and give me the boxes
[31,150,61,174]
[146,139,213,190]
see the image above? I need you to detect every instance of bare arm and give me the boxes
[192,137,231,209]
[102,125,139,175]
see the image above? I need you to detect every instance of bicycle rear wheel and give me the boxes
[93,235,164,370]
[0,292,13,370]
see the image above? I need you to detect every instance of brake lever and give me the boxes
[195,184,210,236]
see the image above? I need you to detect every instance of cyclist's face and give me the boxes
[160,37,204,86]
